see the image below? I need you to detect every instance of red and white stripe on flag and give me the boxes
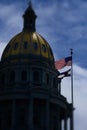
[55,56,72,70]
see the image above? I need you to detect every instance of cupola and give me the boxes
[23,1,37,32]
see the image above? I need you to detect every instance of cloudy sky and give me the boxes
[0,0,87,129]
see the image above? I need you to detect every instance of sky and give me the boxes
[0,0,87,129]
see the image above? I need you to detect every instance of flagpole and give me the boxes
[71,49,74,108]
[70,49,74,130]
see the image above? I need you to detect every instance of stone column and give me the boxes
[64,111,67,130]
[11,100,15,130]
[28,97,33,130]
[46,100,50,130]
[60,120,62,130]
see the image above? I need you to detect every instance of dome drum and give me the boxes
[0,62,58,94]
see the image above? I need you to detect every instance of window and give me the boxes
[24,41,28,49]
[46,73,49,85]
[42,44,46,52]
[33,71,40,83]
[14,42,18,50]
[10,71,15,82]
[21,70,27,81]
[30,19,33,26]
[33,42,38,50]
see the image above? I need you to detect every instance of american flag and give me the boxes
[55,56,72,70]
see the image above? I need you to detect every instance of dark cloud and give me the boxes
[0,0,87,68]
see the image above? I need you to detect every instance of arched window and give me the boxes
[33,42,38,50]
[21,70,27,81]
[10,71,15,82]
[33,71,40,83]
[46,73,49,85]
[42,44,46,52]
[14,42,18,50]
[24,41,28,49]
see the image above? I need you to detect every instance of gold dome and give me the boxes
[1,31,54,63]
[1,3,55,67]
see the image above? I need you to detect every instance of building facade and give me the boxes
[0,2,73,130]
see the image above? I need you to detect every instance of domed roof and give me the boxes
[1,2,55,67]
[1,31,54,62]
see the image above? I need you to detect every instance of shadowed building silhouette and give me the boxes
[0,2,73,130]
